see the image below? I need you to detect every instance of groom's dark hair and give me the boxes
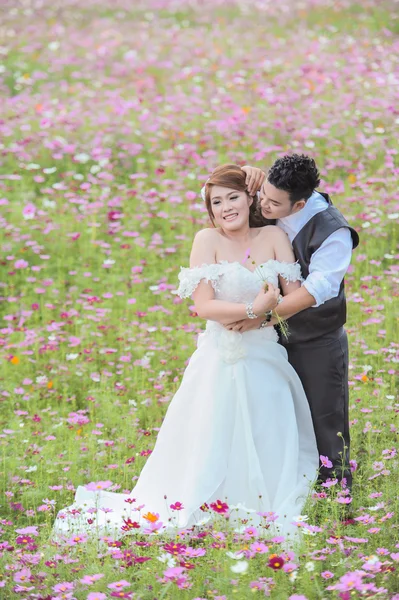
[267,154,320,205]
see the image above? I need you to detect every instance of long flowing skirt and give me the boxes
[52,325,318,540]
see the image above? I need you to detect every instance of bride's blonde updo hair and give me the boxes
[204,164,267,228]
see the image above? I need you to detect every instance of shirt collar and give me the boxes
[279,190,324,233]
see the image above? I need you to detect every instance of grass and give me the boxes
[0,0,398,598]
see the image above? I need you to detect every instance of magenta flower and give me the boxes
[268,555,285,570]
[164,542,187,556]
[210,499,229,514]
[170,501,184,511]
[16,535,34,545]
[121,517,140,531]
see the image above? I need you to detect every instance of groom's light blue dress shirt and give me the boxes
[277,191,353,308]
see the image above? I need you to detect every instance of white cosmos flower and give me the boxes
[230,560,249,574]
[293,514,309,522]
[226,551,245,560]
[157,553,176,567]
[364,555,379,565]
[74,153,90,163]
[302,527,316,536]
[66,353,79,361]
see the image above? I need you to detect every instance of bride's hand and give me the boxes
[252,283,280,316]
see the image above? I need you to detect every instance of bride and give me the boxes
[52,164,318,540]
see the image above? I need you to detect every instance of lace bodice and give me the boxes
[175,260,303,364]
[176,260,303,303]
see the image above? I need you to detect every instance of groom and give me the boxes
[234,154,359,489]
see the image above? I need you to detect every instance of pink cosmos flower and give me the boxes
[13,568,32,583]
[349,459,358,472]
[15,526,38,537]
[336,496,352,504]
[164,566,185,579]
[53,581,75,593]
[107,581,130,590]
[320,455,333,468]
[321,571,334,579]
[250,542,269,554]
[87,594,107,600]
[184,547,206,557]
[322,478,338,488]
[22,203,36,220]
[80,574,104,585]
[326,571,364,592]
[14,259,29,269]
[85,480,113,491]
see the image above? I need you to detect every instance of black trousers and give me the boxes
[284,327,352,489]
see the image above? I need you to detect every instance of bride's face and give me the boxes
[210,185,252,231]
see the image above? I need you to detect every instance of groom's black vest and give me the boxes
[280,193,359,345]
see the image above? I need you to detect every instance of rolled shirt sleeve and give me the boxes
[302,228,353,307]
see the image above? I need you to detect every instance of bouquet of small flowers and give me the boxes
[245,251,290,340]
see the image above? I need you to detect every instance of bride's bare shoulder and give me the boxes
[259,225,288,239]
[193,228,219,242]
[190,228,219,265]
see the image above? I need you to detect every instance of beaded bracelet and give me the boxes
[245,302,258,319]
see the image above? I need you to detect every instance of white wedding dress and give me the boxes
[52,260,318,540]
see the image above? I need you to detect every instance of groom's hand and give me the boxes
[225,317,264,332]
[241,166,266,196]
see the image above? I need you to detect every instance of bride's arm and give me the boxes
[188,230,279,324]
[223,228,313,331]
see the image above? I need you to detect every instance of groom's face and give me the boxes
[259,181,306,219]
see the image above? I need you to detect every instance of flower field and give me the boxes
[0,0,398,598]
